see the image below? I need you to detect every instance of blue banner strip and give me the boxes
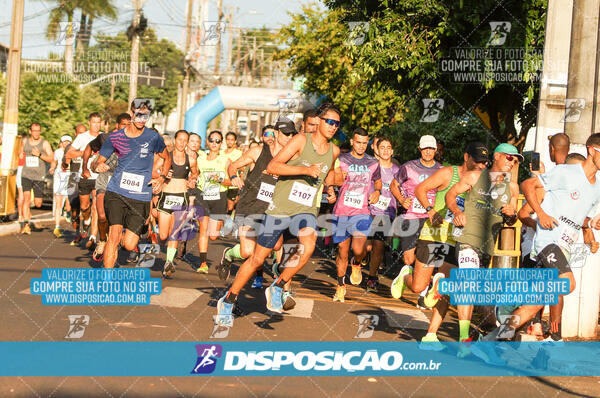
[2,342,600,376]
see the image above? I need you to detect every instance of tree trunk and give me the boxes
[64,12,75,75]
[84,17,93,48]
[75,12,87,55]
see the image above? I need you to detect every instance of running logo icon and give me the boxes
[191,344,222,374]
[420,99,444,122]
[65,315,89,339]
[354,314,379,339]
[201,22,227,46]
[56,22,81,46]
[347,22,369,46]
[561,99,585,123]
[487,22,511,46]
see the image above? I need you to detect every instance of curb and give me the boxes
[0,213,55,238]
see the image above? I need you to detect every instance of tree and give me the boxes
[42,0,117,75]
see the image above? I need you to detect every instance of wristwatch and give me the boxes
[230,174,238,180]
[425,206,434,212]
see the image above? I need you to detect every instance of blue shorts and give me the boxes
[332,214,373,244]
[256,213,318,249]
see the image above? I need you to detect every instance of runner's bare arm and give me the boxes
[521,176,558,229]
[518,202,537,229]
[41,140,54,164]
[92,154,109,173]
[65,144,83,160]
[266,134,318,177]
[151,148,171,193]
[227,146,261,189]
[81,144,93,179]
[415,166,451,224]
[368,179,383,204]
[187,154,198,188]
[446,170,480,227]
[324,170,337,203]
[390,179,410,209]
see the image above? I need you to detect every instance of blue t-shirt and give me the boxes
[533,164,600,259]
[100,127,166,201]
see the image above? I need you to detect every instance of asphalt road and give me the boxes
[1,222,599,397]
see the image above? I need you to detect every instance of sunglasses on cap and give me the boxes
[320,117,341,128]
[263,130,275,137]
[208,138,222,144]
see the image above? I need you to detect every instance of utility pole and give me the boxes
[213,0,223,76]
[1,0,25,172]
[128,0,145,105]
[225,6,234,83]
[179,0,194,129]
[235,28,242,84]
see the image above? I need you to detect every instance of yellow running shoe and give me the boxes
[53,227,62,238]
[332,285,346,303]
[350,264,363,286]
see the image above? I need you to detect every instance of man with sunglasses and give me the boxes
[194,130,232,273]
[218,120,295,289]
[216,103,340,325]
[390,135,442,303]
[92,98,170,269]
[442,143,519,361]
[390,142,489,350]
[481,134,600,348]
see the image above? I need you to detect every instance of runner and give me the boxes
[194,130,232,273]
[330,127,382,302]
[92,99,170,269]
[390,135,442,299]
[489,141,600,347]
[366,137,400,292]
[19,123,54,234]
[50,135,73,238]
[66,112,103,248]
[444,143,520,358]
[217,119,295,287]
[388,142,489,350]
[223,132,243,213]
[158,130,198,278]
[86,113,131,261]
[301,109,319,134]
[63,124,87,240]
[548,133,570,165]
[216,103,341,325]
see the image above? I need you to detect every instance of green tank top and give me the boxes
[419,166,463,245]
[267,133,334,217]
[456,170,511,255]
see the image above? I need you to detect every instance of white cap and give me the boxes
[419,135,437,149]
[60,135,72,143]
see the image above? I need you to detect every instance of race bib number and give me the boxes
[458,248,480,269]
[373,195,391,211]
[411,199,427,214]
[25,156,39,168]
[203,184,220,201]
[257,182,275,203]
[343,190,365,209]
[445,196,465,223]
[288,181,317,207]
[558,222,579,253]
[163,195,184,210]
[119,172,144,193]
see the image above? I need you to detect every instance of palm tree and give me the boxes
[76,0,117,54]
[43,1,117,75]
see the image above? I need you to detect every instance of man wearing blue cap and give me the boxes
[444,142,520,365]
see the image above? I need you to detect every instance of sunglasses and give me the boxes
[504,154,518,162]
[320,117,341,128]
[133,112,150,121]
[590,146,600,154]
[263,131,275,137]
[208,138,222,144]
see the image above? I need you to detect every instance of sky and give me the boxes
[0,0,317,59]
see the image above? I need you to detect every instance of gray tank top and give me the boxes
[22,138,48,181]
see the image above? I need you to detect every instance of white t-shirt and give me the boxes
[71,131,99,179]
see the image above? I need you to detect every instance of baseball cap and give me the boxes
[419,135,437,149]
[60,135,72,143]
[465,141,489,163]
[494,143,524,162]
[274,118,297,135]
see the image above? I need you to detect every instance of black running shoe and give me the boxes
[217,248,232,281]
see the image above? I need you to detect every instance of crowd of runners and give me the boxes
[13,98,600,365]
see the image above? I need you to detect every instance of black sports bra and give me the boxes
[170,152,190,179]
